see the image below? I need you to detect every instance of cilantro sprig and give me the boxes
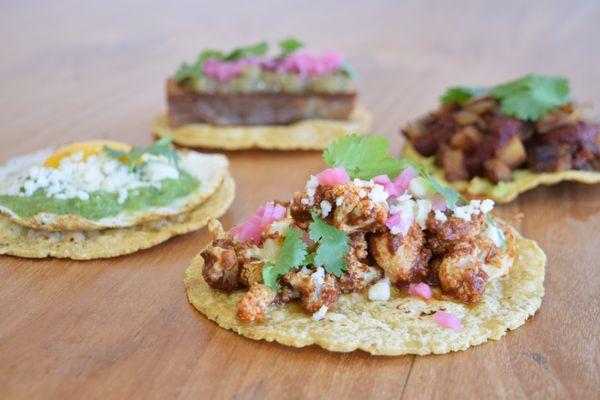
[278,37,303,55]
[262,227,307,290]
[261,214,350,290]
[103,136,179,172]
[309,212,350,277]
[324,135,468,210]
[440,74,569,121]
[323,135,412,180]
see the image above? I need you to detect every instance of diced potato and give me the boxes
[450,126,483,151]
[453,110,480,125]
[483,159,512,183]
[465,98,497,114]
[438,146,469,182]
[496,136,526,168]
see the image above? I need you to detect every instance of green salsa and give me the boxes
[0,170,200,220]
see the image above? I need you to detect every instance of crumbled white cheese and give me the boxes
[353,178,374,188]
[312,305,329,321]
[3,151,180,203]
[320,200,332,217]
[480,199,494,214]
[358,189,367,198]
[305,175,319,206]
[300,198,309,206]
[368,184,389,203]
[335,197,344,206]
[368,278,391,301]
[311,266,325,286]
[434,209,448,222]
[415,199,432,229]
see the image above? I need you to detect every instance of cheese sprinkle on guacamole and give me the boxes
[0,149,200,221]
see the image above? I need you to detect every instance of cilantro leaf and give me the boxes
[441,86,488,105]
[223,41,268,61]
[309,212,350,277]
[278,37,303,54]
[490,74,569,121]
[262,227,308,290]
[423,171,467,210]
[323,135,410,180]
[103,136,179,172]
[174,50,224,83]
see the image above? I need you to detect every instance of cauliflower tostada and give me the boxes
[0,137,234,259]
[402,75,600,203]
[185,135,546,355]
[153,38,371,150]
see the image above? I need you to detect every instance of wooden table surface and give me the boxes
[1,1,599,399]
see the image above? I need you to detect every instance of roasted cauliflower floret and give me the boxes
[236,284,276,322]
[438,242,488,303]
[426,211,486,249]
[290,181,388,234]
[201,220,243,291]
[369,223,431,285]
[283,267,339,313]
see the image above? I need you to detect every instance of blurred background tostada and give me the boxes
[153,38,372,150]
[185,135,546,355]
[401,74,600,203]
[0,137,234,259]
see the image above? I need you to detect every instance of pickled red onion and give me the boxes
[408,283,433,300]
[230,202,286,244]
[385,212,413,236]
[316,166,349,186]
[433,311,462,330]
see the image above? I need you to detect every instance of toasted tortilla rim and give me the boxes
[0,174,235,260]
[152,106,372,150]
[184,226,546,356]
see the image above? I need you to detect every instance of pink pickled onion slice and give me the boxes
[385,212,414,236]
[432,194,447,211]
[393,167,417,195]
[230,213,262,244]
[373,174,391,185]
[433,311,462,330]
[230,202,286,244]
[408,283,433,300]
[316,166,349,186]
[277,51,344,76]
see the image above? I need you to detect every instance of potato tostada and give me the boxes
[185,135,546,355]
[153,38,371,150]
[0,137,234,259]
[401,74,600,203]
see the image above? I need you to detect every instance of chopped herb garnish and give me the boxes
[262,227,308,290]
[423,171,467,210]
[278,37,303,55]
[309,211,350,277]
[223,41,269,61]
[103,136,179,172]
[323,135,412,180]
[440,74,569,121]
[441,87,488,105]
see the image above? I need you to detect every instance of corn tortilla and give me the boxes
[403,143,600,203]
[184,227,545,355]
[0,150,229,232]
[152,106,372,150]
[0,174,235,260]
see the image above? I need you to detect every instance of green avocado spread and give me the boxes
[0,170,199,221]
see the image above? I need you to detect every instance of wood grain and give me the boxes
[0,1,599,398]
